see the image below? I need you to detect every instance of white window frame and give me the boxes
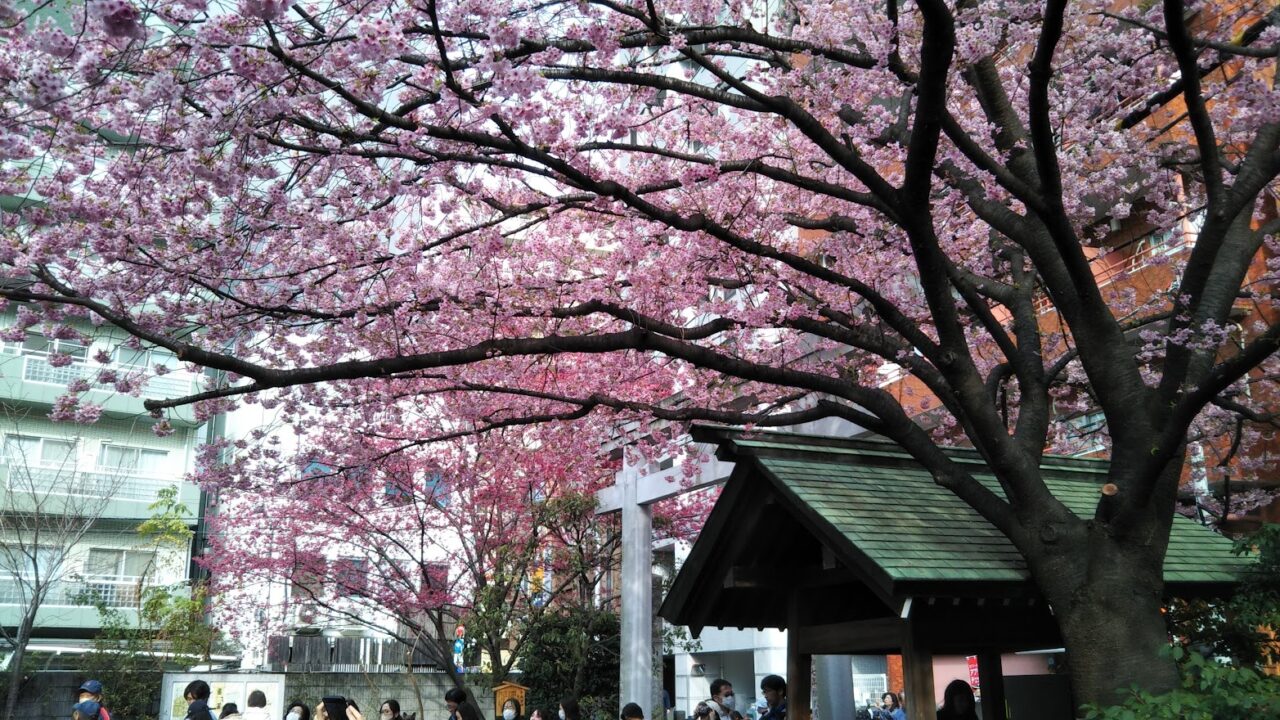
[20,332,88,360]
[96,443,168,477]
[113,345,180,370]
[84,547,156,581]
[3,434,78,469]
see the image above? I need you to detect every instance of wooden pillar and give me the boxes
[976,653,1006,720]
[901,621,935,720]
[787,595,813,720]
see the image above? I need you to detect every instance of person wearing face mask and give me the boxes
[284,701,312,720]
[935,681,977,720]
[501,699,523,720]
[703,679,734,720]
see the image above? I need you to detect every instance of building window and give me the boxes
[84,548,156,580]
[114,346,180,370]
[21,333,87,361]
[97,444,167,476]
[4,435,76,468]
[333,557,369,598]
[0,545,60,578]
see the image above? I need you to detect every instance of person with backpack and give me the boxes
[76,680,112,720]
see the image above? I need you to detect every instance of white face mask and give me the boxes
[287,713,301,720]
[559,711,566,719]
[504,711,517,720]
[721,696,735,712]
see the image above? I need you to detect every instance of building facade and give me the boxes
[0,306,213,661]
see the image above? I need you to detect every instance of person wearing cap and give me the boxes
[77,680,111,720]
[72,700,102,720]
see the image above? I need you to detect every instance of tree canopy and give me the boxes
[0,0,1277,707]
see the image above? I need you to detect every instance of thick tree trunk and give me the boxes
[1029,519,1179,712]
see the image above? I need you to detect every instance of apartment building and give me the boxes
[0,306,215,660]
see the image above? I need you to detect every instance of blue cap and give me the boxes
[79,680,104,695]
[73,700,102,718]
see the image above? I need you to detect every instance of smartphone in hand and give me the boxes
[323,697,349,720]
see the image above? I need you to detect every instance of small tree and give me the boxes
[79,487,227,720]
[0,413,131,720]
[520,608,621,717]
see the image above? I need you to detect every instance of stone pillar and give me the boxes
[814,655,855,720]
[620,471,654,709]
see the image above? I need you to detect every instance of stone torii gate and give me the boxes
[596,417,862,717]
[596,447,733,713]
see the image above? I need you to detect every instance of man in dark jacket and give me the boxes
[183,680,218,720]
[759,676,786,720]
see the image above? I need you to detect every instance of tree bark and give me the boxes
[2,606,37,720]
[1027,517,1180,711]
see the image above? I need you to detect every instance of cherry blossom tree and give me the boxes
[0,0,1278,708]
[202,417,626,693]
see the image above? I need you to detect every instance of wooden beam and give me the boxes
[791,618,907,655]
[976,653,1007,720]
[901,622,935,720]
[787,594,813,720]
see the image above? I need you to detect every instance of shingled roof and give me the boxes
[659,427,1252,637]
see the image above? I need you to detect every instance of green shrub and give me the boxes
[1082,646,1280,720]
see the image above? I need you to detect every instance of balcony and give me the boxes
[2,463,179,504]
[18,354,197,399]
[0,574,151,608]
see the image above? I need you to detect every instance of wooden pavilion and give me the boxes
[658,427,1251,720]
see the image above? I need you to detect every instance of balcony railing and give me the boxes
[16,354,197,399]
[0,574,151,608]
[3,463,178,503]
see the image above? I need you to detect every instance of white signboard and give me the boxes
[160,673,287,720]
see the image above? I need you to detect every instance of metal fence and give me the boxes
[0,575,150,608]
[3,464,175,503]
[20,354,195,399]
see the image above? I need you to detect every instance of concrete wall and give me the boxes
[281,671,493,720]
[10,670,494,720]
[4,670,163,720]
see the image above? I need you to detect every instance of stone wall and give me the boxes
[283,671,493,720]
[9,670,492,720]
[6,670,163,720]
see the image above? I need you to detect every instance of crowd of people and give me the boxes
[67,672,974,720]
[696,674,978,720]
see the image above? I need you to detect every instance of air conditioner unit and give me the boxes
[297,604,318,625]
